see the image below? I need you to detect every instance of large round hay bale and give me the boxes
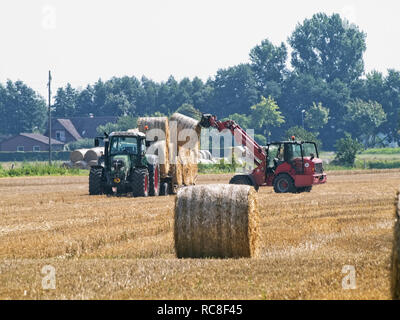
[138,117,170,175]
[170,112,200,133]
[174,184,260,258]
[392,190,400,299]
[137,117,170,143]
[171,158,183,186]
[147,140,170,176]
[61,161,73,169]
[73,160,88,170]
[70,149,89,162]
[88,160,99,167]
[84,147,104,162]
[170,113,201,148]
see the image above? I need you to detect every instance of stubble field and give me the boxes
[0,170,399,300]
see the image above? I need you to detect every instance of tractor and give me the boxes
[199,114,327,193]
[89,131,170,197]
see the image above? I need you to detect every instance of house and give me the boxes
[0,133,64,152]
[45,116,118,143]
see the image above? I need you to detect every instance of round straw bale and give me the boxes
[70,149,89,162]
[392,190,400,299]
[84,147,104,162]
[171,157,183,186]
[138,117,170,174]
[174,184,260,258]
[73,160,88,170]
[88,160,99,167]
[61,161,73,169]
[147,140,170,176]
[137,117,170,143]
[170,113,200,133]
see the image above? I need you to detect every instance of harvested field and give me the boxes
[0,171,399,299]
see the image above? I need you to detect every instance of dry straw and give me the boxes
[392,189,400,299]
[174,184,260,258]
[137,117,170,176]
[169,113,200,185]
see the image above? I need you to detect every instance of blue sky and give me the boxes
[0,0,399,98]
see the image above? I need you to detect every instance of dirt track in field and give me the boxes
[0,171,399,299]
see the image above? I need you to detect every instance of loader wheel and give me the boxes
[297,186,312,193]
[148,163,160,196]
[229,175,259,191]
[273,174,295,193]
[132,169,149,197]
[89,167,103,195]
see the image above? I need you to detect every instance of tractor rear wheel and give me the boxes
[148,163,160,196]
[229,175,258,191]
[132,169,149,197]
[273,174,295,193]
[89,167,104,195]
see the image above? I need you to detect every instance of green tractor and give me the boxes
[89,131,170,197]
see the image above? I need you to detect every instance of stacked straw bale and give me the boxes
[70,149,89,162]
[169,113,201,186]
[174,184,260,258]
[392,190,400,299]
[84,147,104,163]
[137,117,170,176]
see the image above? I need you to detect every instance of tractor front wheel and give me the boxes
[89,167,104,195]
[273,174,295,193]
[132,169,149,197]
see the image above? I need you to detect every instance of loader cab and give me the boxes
[266,141,319,174]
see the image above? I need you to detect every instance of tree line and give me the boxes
[1,12,400,150]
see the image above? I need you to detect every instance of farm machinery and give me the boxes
[88,131,171,197]
[199,114,327,193]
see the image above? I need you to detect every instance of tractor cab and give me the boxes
[266,141,318,173]
[265,139,326,192]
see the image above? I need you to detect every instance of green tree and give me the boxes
[53,83,78,117]
[96,115,138,135]
[249,39,287,97]
[224,113,252,129]
[288,13,366,83]
[211,64,259,117]
[283,126,322,149]
[250,96,285,138]
[344,99,387,147]
[305,102,330,130]
[334,133,363,166]
[175,103,201,120]
[1,80,47,135]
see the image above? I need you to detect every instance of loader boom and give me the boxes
[200,114,266,166]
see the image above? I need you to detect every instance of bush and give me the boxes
[0,151,70,162]
[362,147,400,155]
[0,163,86,177]
[65,138,95,151]
[334,133,364,166]
[367,160,400,169]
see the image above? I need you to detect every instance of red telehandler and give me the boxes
[199,114,327,193]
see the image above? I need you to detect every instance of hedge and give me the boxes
[0,151,70,162]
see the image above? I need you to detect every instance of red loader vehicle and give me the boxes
[199,114,327,193]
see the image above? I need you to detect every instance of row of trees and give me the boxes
[1,13,400,150]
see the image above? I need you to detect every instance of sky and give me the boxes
[0,0,400,99]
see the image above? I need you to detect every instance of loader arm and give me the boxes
[199,114,266,166]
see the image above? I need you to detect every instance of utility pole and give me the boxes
[301,109,306,129]
[48,71,52,165]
